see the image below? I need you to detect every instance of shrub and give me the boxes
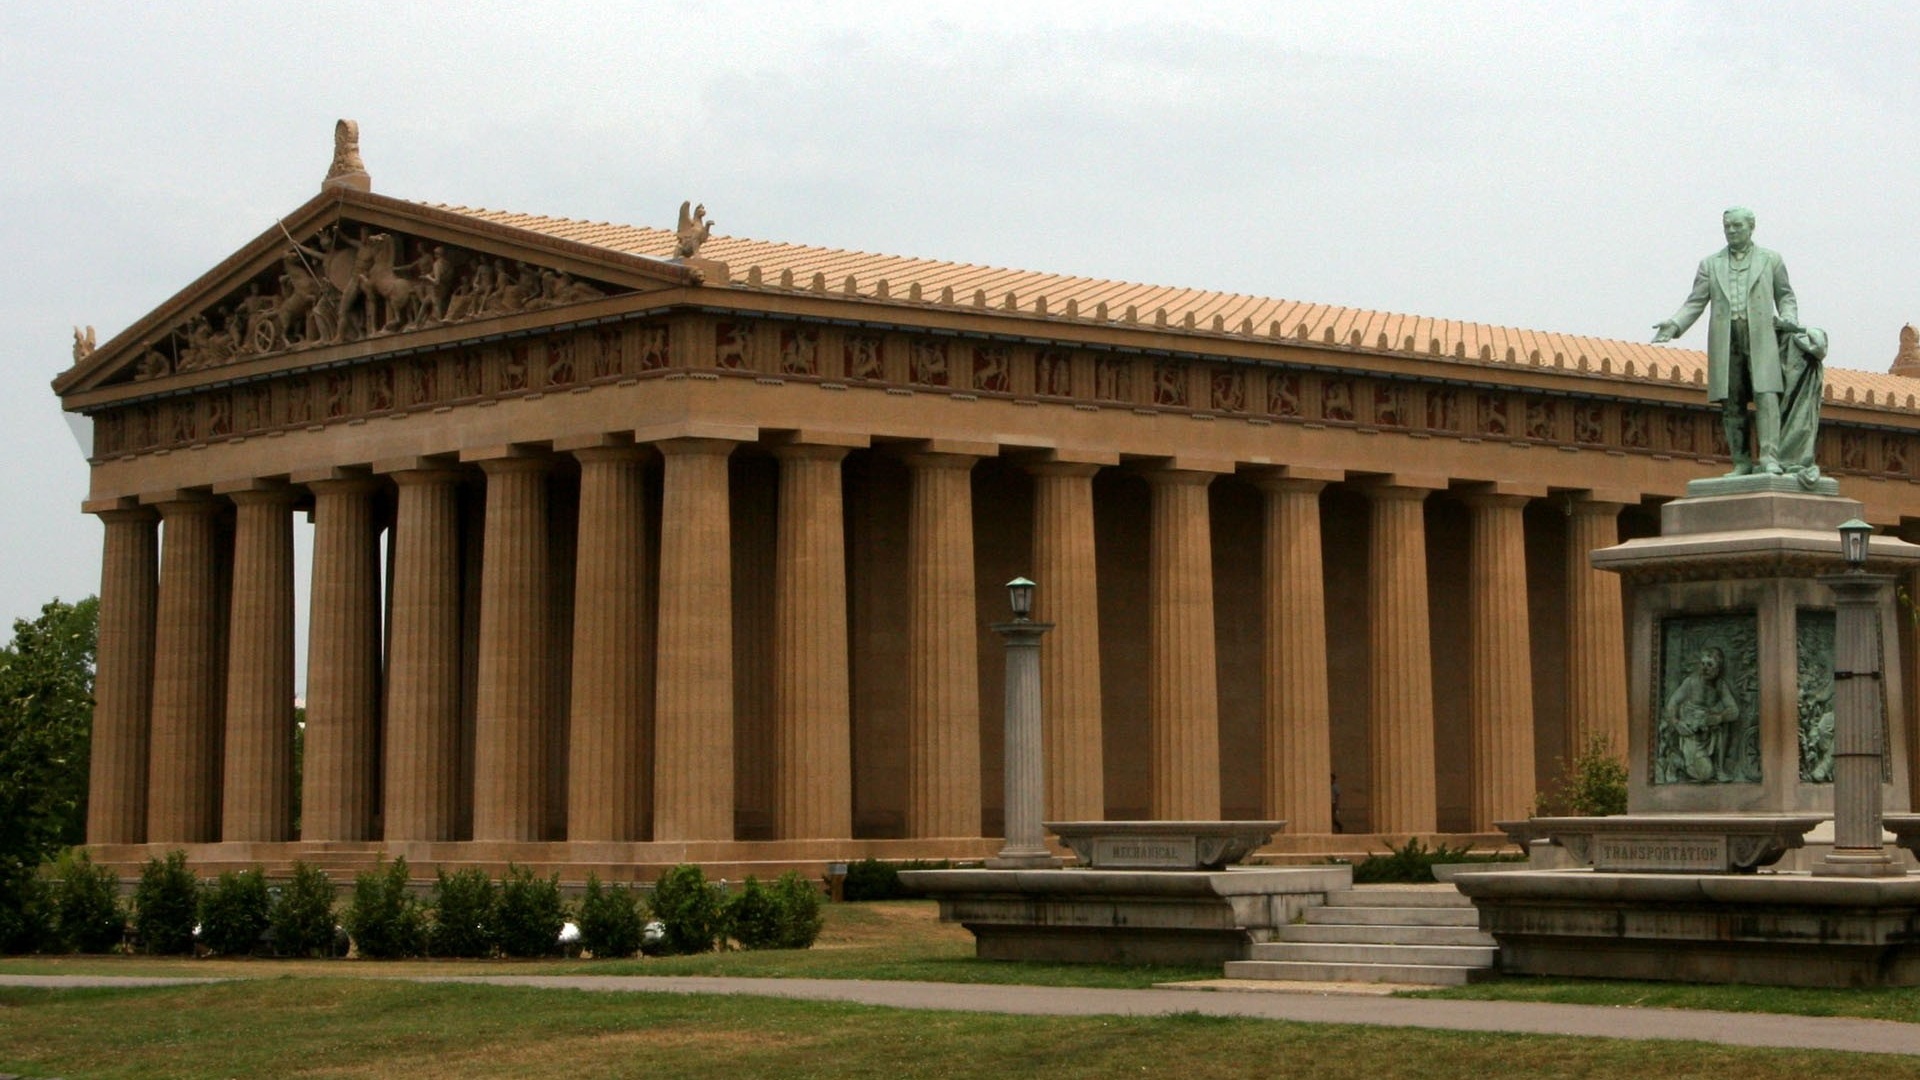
[428,867,498,958]
[770,871,824,949]
[728,871,825,951]
[51,849,123,953]
[576,874,644,959]
[648,864,721,955]
[270,862,339,958]
[132,851,198,955]
[496,865,565,958]
[1348,837,1477,884]
[725,877,781,950]
[1537,734,1629,817]
[839,858,899,901]
[0,871,52,954]
[198,868,270,957]
[343,857,424,959]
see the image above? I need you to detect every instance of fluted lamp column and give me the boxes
[990,577,1059,868]
[1817,520,1904,877]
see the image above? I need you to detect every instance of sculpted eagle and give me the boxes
[675,201,713,259]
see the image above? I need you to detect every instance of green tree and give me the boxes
[0,597,98,948]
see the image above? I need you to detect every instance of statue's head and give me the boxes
[1698,646,1725,679]
[1722,207,1756,248]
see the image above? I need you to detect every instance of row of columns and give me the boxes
[87,446,1632,847]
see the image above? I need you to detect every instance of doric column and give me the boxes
[772,442,853,839]
[301,475,384,841]
[1566,497,1629,755]
[565,445,651,842]
[1463,491,1537,829]
[219,484,298,842]
[86,504,157,844]
[470,454,551,842]
[1144,466,1223,821]
[653,438,737,841]
[905,451,982,837]
[146,494,226,843]
[1255,474,1334,833]
[381,464,466,841]
[1364,481,1440,834]
[1027,459,1106,823]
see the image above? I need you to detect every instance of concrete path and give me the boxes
[9,973,1920,1058]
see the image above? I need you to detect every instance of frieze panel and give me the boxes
[845,334,884,381]
[1094,357,1131,402]
[1426,388,1459,433]
[1477,392,1508,437]
[715,322,751,370]
[1524,398,1555,442]
[1885,435,1910,478]
[1574,401,1605,445]
[1267,371,1301,417]
[972,346,1010,393]
[1664,410,1696,455]
[780,327,820,376]
[1621,407,1650,450]
[1840,430,1868,472]
[910,340,950,386]
[1321,378,1354,422]
[1034,349,1071,397]
[128,222,628,382]
[1654,611,1761,785]
[1373,383,1406,427]
[1210,368,1245,412]
[1151,361,1187,407]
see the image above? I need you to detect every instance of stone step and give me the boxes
[1303,905,1480,927]
[1324,888,1474,908]
[1222,959,1484,986]
[1247,941,1497,966]
[1272,923,1494,947]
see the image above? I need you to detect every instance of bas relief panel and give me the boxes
[1267,372,1301,417]
[1796,609,1836,784]
[1152,361,1187,407]
[972,346,1010,393]
[1654,612,1762,785]
[1034,349,1071,397]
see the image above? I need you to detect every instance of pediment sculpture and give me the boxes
[129,223,623,381]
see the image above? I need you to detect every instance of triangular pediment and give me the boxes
[56,190,700,400]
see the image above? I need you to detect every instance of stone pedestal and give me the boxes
[988,619,1057,869]
[1591,478,1920,816]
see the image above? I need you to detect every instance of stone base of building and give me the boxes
[1456,868,1920,987]
[900,865,1352,965]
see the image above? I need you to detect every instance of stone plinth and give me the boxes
[1591,484,1920,816]
[1046,820,1285,870]
[900,866,1350,965]
[1456,869,1920,987]
[1527,814,1821,873]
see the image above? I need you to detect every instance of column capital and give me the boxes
[1458,491,1534,511]
[472,454,552,478]
[220,484,301,507]
[1249,475,1328,496]
[86,498,157,523]
[570,443,653,465]
[303,475,385,496]
[142,490,223,514]
[1025,460,1104,480]
[651,436,742,459]
[386,466,470,487]
[1139,466,1221,489]
[1567,489,1638,512]
[902,449,980,471]
[770,441,851,464]
[1358,481,1439,503]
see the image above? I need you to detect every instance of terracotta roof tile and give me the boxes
[424,202,1914,414]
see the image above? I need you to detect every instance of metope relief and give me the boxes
[1796,609,1836,783]
[128,222,624,381]
[1654,612,1762,785]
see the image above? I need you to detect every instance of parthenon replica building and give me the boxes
[56,128,1920,878]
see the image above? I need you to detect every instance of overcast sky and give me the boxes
[4,2,1917,688]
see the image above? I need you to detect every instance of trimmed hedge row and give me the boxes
[1,852,825,959]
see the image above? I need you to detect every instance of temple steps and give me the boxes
[1223,884,1498,986]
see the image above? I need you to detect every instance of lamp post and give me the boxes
[988,577,1060,869]
[1816,519,1905,877]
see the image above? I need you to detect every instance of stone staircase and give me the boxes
[1222,884,1497,986]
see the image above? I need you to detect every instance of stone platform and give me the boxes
[900,866,1352,965]
[1456,869,1920,987]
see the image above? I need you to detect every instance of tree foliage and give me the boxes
[0,596,99,952]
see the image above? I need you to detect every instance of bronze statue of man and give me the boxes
[1653,207,1802,476]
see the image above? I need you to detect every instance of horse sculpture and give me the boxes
[362,233,428,333]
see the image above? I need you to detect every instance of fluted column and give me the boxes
[87,505,157,844]
[1463,492,1536,829]
[471,456,551,842]
[906,451,982,838]
[302,476,384,841]
[220,486,298,842]
[566,447,651,842]
[772,443,852,839]
[1567,498,1629,756]
[1256,476,1332,833]
[1144,467,1221,821]
[1365,483,1438,834]
[146,495,226,843]
[1028,461,1105,823]
[653,439,737,841]
[382,467,466,841]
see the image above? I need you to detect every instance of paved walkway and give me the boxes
[9,973,1920,1057]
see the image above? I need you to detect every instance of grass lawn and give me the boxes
[1408,975,1920,1025]
[6,978,1920,1080]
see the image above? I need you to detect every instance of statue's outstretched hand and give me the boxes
[1652,321,1677,343]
